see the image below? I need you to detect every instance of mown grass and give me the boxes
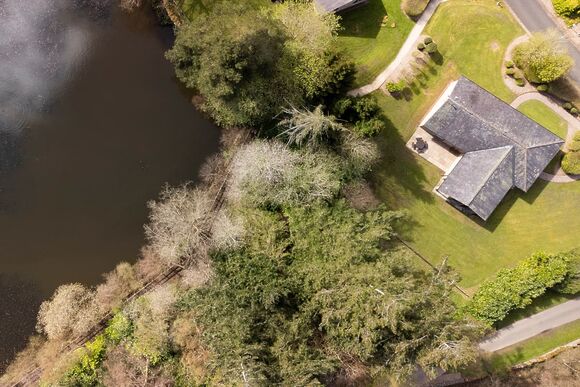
[336,0,415,87]
[517,100,569,140]
[371,0,580,289]
[487,319,580,372]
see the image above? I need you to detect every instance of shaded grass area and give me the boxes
[486,319,580,372]
[371,1,580,289]
[517,100,568,140]
[336,0,414,87]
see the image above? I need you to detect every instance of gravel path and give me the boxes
[480,297,580,352]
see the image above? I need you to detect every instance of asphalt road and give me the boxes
[479,297,580,352]
[505,0,580,84]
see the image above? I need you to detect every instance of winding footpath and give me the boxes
[348,0,445,97]
[480,297,580,352]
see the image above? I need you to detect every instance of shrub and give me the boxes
[563,102,573,110]
[417,42,425,51]
[536,84,549,92]
[505,68,516,76]
[562,151,580,174]
[62,335,106,386]
[332,96,385,137]
[516,79,526,87]
[424,36,433,45]
[570,107,579,115]
[386,80,406,93]
[552,0,580,18]
[402,0,430,17]
[425,42,438,54]
[464,252,571,326]
[505,60,514,68]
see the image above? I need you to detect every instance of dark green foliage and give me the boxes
[332,96,385,137]
[505,60,514,68]
[424,36,433,45]
[563,102,573,110]
[506,68,516,76]
[417,42,425,51]
[516,78,526,87]
[425,42,438,54]
[61,335,106,386]
[536,84,549,92]
[562,133,580,174]
[179,202,483,384]
[465,252,571,326]
[571,107,579,114]
[402,0,431,17]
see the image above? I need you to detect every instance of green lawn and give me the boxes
[336,0,414,87]
[517,100,569,140]
[487,319,580,372]
[371,1,580,290]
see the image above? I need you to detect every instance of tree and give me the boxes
[166,3,298,127]
[513,30,574,83]
[227,140,343,207]
[145,184,213,267]
[37,283,99,340]
[277,105,345,148]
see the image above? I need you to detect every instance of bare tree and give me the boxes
[36,283,99,341]
[210,208,245,250]
[145,185,213,268]
[339,133,380,175]
[95,262,140,312]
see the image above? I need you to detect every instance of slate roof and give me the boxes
[314,0,368,13]
[422,77,564,220]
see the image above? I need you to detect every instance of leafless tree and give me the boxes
[36,283,99,341]
[339,133,380,174]
[95,261,140,312]
[210,208,245,250]
[145,184,213,268]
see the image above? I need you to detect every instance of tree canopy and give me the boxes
[513,31,574,83]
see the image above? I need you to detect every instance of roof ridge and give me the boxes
[526,139,565,149]
[466,146,514,206]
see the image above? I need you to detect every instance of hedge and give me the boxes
[402,0,430,17]
[557,250,580,295]
[464,252,570,326]
[562,133,580,174]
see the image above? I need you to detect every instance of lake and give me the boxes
[0,0,219,370]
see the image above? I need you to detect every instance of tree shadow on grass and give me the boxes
[371,114,436,208]
[338,0,386,39]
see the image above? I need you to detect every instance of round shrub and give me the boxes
[424,36,433,45]
[417,42,425,51]
[505,60,514,68]
[516,79,526,87]
[505,68,516,76]
[563,102,573,110]
[571,107,579,115]
[562,152,580,175]
[536,84,548,92]
[402,0,431,17]
[425,42,438,54]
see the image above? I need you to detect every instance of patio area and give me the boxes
[406,127,460,173]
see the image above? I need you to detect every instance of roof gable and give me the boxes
[438,146,514,220]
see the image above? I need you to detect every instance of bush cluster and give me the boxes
[332,96,386,137]
[464,252,571,326]
[386,80,406,94]
[552,0,580,18]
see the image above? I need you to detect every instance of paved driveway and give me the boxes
[480,297,580,352]
[505,0,580,84]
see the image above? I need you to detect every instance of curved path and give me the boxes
[480,296,580,352]
[348,0,446,97]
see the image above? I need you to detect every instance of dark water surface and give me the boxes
[0,3,219,370]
